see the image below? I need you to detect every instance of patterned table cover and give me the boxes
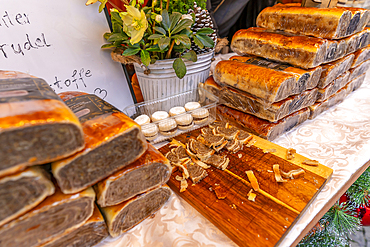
[97,71,370,247]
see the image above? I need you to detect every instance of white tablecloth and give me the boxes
[97,72,370,247]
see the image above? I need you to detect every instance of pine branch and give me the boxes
[297,222,348,247]
[321,202,360,237]
[347,167,370,207]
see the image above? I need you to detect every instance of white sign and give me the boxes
[0,0,134,109]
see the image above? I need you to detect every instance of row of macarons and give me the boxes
[134,102,210,140]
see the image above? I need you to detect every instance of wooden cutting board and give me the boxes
[159,127,333,247]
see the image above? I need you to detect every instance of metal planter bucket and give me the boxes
[134,50,214,101]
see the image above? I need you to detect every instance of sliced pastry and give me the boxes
[187,163,208,184]
[209,121,228,129]
[214,126,239,140]
[197,134,225,148]
[189,139,215,160]
[213,140,229,152]
[203,155,230,170]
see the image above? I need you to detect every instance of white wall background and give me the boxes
[0,0,134,109]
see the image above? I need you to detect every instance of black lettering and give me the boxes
[85,69,92,77]
[0,44,7,58]
[11,43,24,56]
[24,34,37,50]
[35,38,44,48]
[54,76,61,89]
[79,68,87,87]
[41,33,51,47]
[64,79,71,87]
[24,13,30,24]
[1,17,8,28]
[3,11,13,27]
[72,70,78,89]
[15,13,23,25]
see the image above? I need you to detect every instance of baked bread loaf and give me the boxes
[256,4,353,39]
[52,92,147,194]
[309,76,362,119]
[204,76,317,122]
[39,204,108,247]
[217,105,310,141]
[318,54,355,88]
[0,72,85,177]
[213,60,298,103]
[317,71,350,102]
[343,28,370,55]
[351,73,366,91]
[351,44,370,68]
[337,7,370,34]
[0,166,55,227]
[229,55,322,91]
[349,60,370,81]
[95,144,172,207]
[230,27,328,68]
[0,186,95,247]
[101,185,171,237]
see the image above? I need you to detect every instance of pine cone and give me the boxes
[188,2,217,54]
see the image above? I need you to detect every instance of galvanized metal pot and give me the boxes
[133,50,214,101]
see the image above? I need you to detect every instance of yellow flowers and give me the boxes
[120,6,148,45]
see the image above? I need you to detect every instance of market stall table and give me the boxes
[96,72,370,247]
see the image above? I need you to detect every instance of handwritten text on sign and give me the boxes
[0,1,133,109]
[0,11,51,59]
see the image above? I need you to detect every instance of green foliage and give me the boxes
[160,0,207,14]
[346,168,370,207]
[173,57,186,78]
[98,0,214,79]
[298,202,361,246]
[297,224,349,247]
[322,202,360,237]
[298,167,370,247]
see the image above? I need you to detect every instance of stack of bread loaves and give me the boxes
[205,3,370,141]
[0,71,172,246]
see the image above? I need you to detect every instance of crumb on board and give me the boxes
[302,159,319,166]
[286,148,296,160]
[247,189,256,202]
[263,148,276,154]
[214,186,228,200]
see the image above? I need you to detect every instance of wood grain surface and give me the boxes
[159,126,333,247]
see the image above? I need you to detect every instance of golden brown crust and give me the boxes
[256,4,352,39]
[0,72,85,177]
[52,91,148,194]
[231,27,327,68]
[229,55,320,90]
[214,60,296,103]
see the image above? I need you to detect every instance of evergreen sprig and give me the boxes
[346,168,370,207]
[298,202,360,246]
[297,221,349,247]
[321,202,360,237]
